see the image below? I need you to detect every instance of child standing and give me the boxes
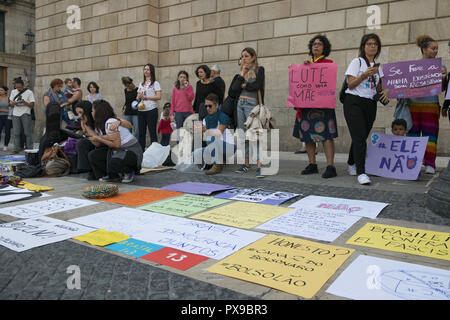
[391,119,407,136]
[158,103,173,146]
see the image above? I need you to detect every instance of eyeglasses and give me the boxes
[205,104,214,109]
[366,42,378,47]
[312,42,323,47]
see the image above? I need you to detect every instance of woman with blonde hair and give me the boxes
[406,35,448,174]
[229,47,265,178]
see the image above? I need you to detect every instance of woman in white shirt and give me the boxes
[344,33,389,185]
[136,63,161,151]
[86,100,143,183]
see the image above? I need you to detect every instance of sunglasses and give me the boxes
[205,104,214,108]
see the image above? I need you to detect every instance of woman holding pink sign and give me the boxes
[406,35,448,175]
[299,35,338,179]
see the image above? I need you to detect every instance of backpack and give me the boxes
[41,145,71,177]
[339,58,362,104]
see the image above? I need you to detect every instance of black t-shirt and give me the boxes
[193,81,215,114]
[124,88,138,116]
[210,76,226,104]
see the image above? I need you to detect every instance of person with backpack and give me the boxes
[343,34,389,185]
[9,78,35,154]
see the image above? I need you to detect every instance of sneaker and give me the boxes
[99,175,121,183]
[205,164,223,175]
[301,163,318,175]
[322,165,337,179]
[2,146,7,151]
[122,172,135,183]
[357,174,371,185]
[256,168,265,179]
[425,166,435,174]
[348,164,357,176]
[235,164,249,173]
[294,149,306,154]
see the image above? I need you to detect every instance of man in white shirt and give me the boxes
[9,79,35,153]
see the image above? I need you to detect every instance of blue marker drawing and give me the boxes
[380,270,450,300]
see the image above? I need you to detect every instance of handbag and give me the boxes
[339,58,362,104]
[220,96,235,119]
[393,98,412,132]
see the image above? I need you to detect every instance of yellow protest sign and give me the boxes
[346,223,450,261]
[73,229,130,247]
[207,234,354,298]
[191,202,292,229]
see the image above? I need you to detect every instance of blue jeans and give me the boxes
[12,114,33,151]
[175,112,191,129]
[236,98,259,161]
[124,114,139,138]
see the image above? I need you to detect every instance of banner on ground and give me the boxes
[382,58,443,99]
[287,63,337,109]
[366,133,428,180]
[214,188,300,206]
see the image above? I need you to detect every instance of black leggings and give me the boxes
[88,148,138,179]
[138,108,158,151]
[343,94,377,175]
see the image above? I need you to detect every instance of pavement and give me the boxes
[0,150,449,301]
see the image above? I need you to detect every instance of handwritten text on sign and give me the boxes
[207,234,354,298]
[382,58,443,99]
[287,63,337,109]
[366,133,428,180]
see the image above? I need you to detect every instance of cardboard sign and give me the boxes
[141,247,208,271]
[366,133,428,180]
[214,188,300,206]
[191,202,292,229]
[161,182,234,195]
[99,188,183,207]
[382,58,443,98]
[327,255,450,300]
[346,223,450,261]
[0,217,95,252]
[207,234,354,298]
[139,194,231,217]
[105,238,165,258]
[287,63,337,109]
[73,229,129,247]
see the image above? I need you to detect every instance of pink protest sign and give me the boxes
[287,63,337,109]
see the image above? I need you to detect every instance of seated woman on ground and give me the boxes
[85,100,143,183]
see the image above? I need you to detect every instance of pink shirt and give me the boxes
[170,85,194,115]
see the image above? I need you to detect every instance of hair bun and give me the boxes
[416,35,434,48]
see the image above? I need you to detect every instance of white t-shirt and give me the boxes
[103,118,134,146]
[137,81,161,111]
[345,58,384,100]
[10,88,35,117]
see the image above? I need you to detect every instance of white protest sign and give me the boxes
[0,197,98,219]
[289,195,389,219]
[71,207,266,260]
[0,216,95,252]
[326,255,450,300]
[257,207,361,242]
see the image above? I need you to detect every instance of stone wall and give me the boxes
[35,0,450,154]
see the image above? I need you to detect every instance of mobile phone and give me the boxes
[373,63,380,68]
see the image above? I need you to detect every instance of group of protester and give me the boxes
[1,33,449,186]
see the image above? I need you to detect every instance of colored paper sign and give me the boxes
[73,229,130,247]
[71,207,266,260]
[141,247,208,271]
[106,238,164,258]
[99,188,183,207]
[366,133,428,180]
[0,197,98,219]
[207,234,354,298]
[289,195,389,219]
[327,255,450,300]
[191,202,292,229]
[0,217,95,252]
[139,194,231,217]
[161,182,234,195]
[346,223,450,261]
[214,188,300,206]
[257,207,361,242]
[382,58,443,99]
[287,63,337,109]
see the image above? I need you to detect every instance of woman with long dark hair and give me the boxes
[136,63,161,150]
[87,100,143,183]
[170,70,194,128]
[38,102,68,161]
[343,33,389,185]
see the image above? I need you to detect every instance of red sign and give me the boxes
[141,247,209,271]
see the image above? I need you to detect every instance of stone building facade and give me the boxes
[0,0,35,90]
[35,0,450,154]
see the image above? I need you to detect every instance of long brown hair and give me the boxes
[241,47,259,81]
[142,63,156,86]
[93,100,117,135]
